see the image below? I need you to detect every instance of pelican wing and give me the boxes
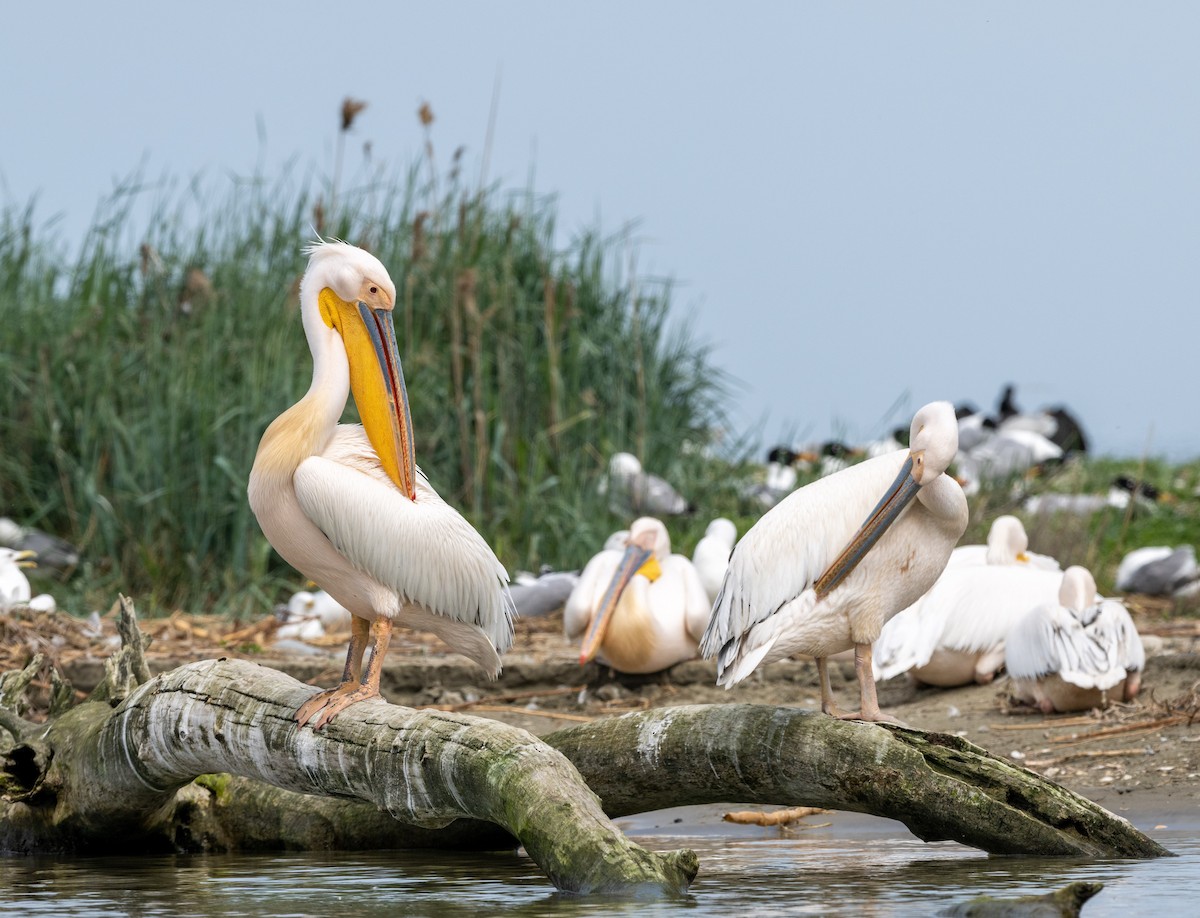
[934,564,1065,655]
[294,427,514,653]
[701,452,906,671]
[872,601,931,681]
[1087,600,1145,674]
[1006,603,1120,689]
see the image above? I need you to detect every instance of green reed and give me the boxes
[0,165,736,616]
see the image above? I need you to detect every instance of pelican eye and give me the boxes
[369,285,378,293]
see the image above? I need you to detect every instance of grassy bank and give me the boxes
[3,166,1197,619]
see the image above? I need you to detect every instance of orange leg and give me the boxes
[296,616,372,727]
[304,618,394,730]
[835,643,909,727]
[817,657,854,718]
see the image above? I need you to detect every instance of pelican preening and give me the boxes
[701,401,968,723]
[1006,566,1144,713]
[249,242,514,729]
[564,517,711,674]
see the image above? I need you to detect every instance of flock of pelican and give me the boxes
[241,242,1152,729]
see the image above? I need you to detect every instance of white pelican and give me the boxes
[601,452,693,517]
[701,401,968,723]
[564,517,711,674]
[1007,566,1144,712]
[248,242,514,729]
[692,517,737,605]
[1116,545,1198,596]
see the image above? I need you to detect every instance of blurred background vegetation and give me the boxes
[2,105,1197,619]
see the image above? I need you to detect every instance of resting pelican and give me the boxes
[283,588,353,630]
[1007,566,1145,712]
[564,517,711,674]
[880,561,1067,687]
[248,242,514,729]
[701,401,967,723]
[692,517,737,605]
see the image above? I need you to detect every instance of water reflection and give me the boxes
[1,815,1193,917]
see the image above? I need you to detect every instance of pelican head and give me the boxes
[579,517,669,664]
[1059,566,1097,610]
[985,515,1030,564]
[814,400,959,597]
[300,241,414,499]
[907,400,959,484]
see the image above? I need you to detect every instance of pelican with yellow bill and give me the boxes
[565,517,712,675]
[701,401,968,723]
[249,241,514,730]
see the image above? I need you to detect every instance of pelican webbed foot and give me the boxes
[301,684,385,730]
[837,709,911,728]
[297,617,394,730]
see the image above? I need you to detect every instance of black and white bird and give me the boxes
[601,452,693,517]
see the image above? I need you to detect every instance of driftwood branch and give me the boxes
[546,704,1170,858]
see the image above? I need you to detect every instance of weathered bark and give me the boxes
[1,658,696,895]
[546,704,1170,858]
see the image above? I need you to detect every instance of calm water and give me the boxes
[1,808,1195,917]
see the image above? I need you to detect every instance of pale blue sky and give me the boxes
[4,2,1197,459]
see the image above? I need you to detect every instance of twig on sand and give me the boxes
[1026,748,1149,769]
[723,806,832,827]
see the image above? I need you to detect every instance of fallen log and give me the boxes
[1,602,1170,897]
[546,704,1170,858]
